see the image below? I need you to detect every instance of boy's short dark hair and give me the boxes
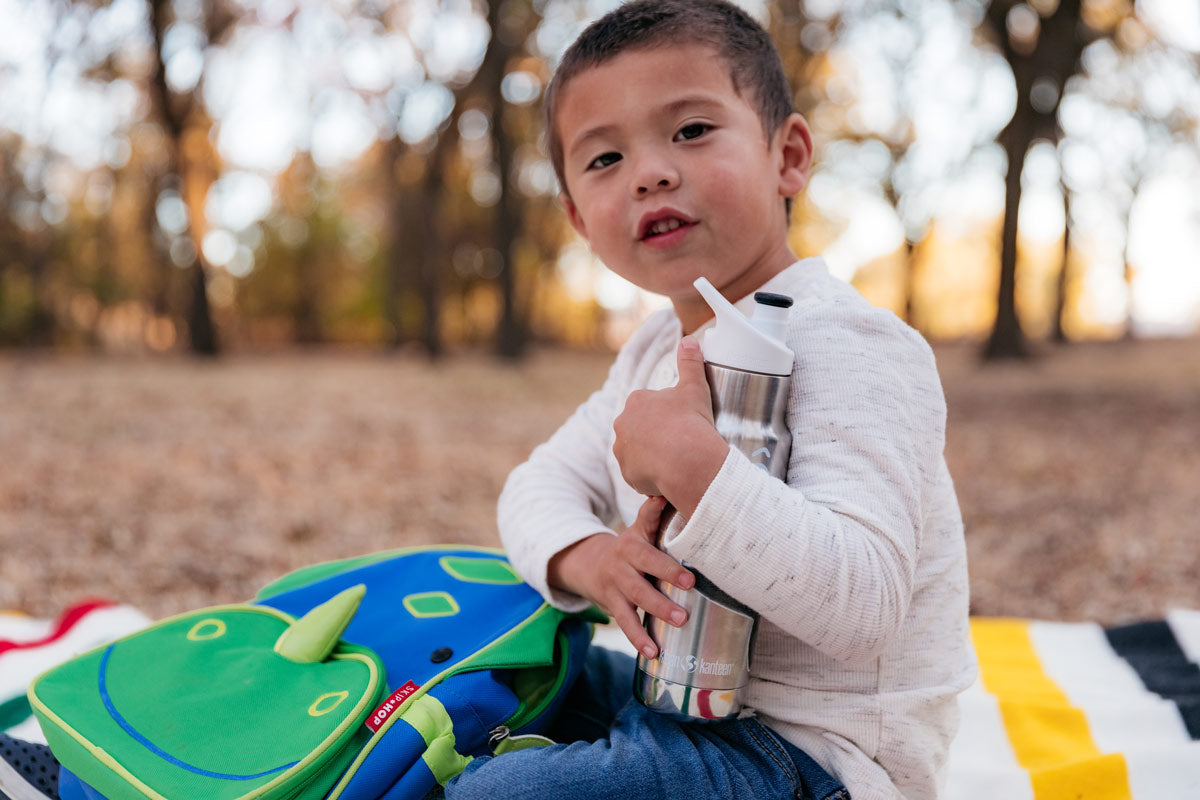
[544,0,795,197]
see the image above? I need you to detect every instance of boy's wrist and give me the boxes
[547,533,605,597]
[657,428,728,520]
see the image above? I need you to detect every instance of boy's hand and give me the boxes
[547,495,695,659]
[612,336,728,519]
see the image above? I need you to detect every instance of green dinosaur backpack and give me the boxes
[29,545,601,800]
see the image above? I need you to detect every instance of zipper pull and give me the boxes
[487,725,510,753]
[487,725,555,755]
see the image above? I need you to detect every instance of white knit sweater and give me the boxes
[498,258,977,799]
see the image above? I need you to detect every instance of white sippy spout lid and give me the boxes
[694,277,794,376]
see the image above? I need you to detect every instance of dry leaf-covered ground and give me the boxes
[2,337,1198,624]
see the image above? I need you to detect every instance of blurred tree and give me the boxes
[1051,172,1072,342]
[0,133,54,346]
[978,0,1198,354]
[375,138,433,355]
[283,155,322,344]
[483,0,529,359]
[368,2,503,358]
[375,0,569,359]
[7,0,1194,354]
[146,0,237,356]
[384,81,471,359]
[976,0,1084,359]
[0,3,78,348]
[977,0,1174,356]
[776,0,990,332]
[1091,62,1195,340]
[803,5,925,323]
[236,154,362,344]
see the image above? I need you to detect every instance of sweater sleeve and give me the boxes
[663,300,947,664]
[498,313,673,612]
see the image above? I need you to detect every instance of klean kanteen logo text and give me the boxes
[658,651,733,677]
[366,680,420,732]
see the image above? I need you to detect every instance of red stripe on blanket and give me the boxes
[0,600,117,656]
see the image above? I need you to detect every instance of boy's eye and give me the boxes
[675,123,711,141]
[587,152,621,170]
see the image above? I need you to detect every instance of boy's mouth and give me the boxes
[638,210,697,241]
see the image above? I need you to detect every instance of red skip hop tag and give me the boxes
[366,680,420,732]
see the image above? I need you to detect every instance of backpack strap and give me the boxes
[402,693,474,786]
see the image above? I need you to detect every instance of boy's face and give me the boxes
[555,43,811,331]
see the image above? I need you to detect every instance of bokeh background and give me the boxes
[2,0,1199,624]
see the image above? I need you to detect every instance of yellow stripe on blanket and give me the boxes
[972,618,1132,800]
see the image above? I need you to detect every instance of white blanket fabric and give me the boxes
[1,602,150,744]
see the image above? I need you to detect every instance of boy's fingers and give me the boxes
[628,577,689,629]
[637,544,694,591]
[609,602,657,659]
[620,518,695,590]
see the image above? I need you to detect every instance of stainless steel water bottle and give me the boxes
[633,277,794,721]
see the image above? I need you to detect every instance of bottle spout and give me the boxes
[693,278,794,376]
[693,277,742,325]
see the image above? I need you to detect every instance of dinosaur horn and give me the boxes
[274,584,366,663]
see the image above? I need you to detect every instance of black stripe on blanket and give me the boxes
[1106,620,1200,739]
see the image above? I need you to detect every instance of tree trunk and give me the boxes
[149,0,218,356]
[984,108,1031,360]
[141,171,172,318]
[293,246,322,345]
[187,259,217,353]
[1052,182,1070,343]
[981,0,1092,361]
[1121,256,1135,341]
[901,238,917,330]
[491,109,524,360]
[483,0,526,360]
[418,147,448,360]
[383,138,413,349]
[1120,175,1143,341]
[384,0,537,358]
[26,244,56,347]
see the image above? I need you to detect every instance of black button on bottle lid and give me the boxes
[754,292,793,308]
[430,647,453,663]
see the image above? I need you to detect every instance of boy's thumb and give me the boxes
[676,336,708,392]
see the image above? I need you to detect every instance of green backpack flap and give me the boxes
[29,587,384,800]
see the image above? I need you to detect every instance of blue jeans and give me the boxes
[439,647,848,800]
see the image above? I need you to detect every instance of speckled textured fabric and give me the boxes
[0,734,59,800]
[498,258,977,799]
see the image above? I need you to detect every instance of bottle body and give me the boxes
[633,362,791,720]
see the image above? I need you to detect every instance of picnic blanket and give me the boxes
[946,612,1200,799]
[7,606,1200,799]
[0,602,151,745]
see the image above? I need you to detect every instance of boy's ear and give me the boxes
[560,191,589,241]
[775,113,813,198]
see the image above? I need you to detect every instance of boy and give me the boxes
[448,1,977,798]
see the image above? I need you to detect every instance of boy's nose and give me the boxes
[637,177,673,195]
[633,156,679,196]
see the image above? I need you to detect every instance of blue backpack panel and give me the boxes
[33,546,598,800]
